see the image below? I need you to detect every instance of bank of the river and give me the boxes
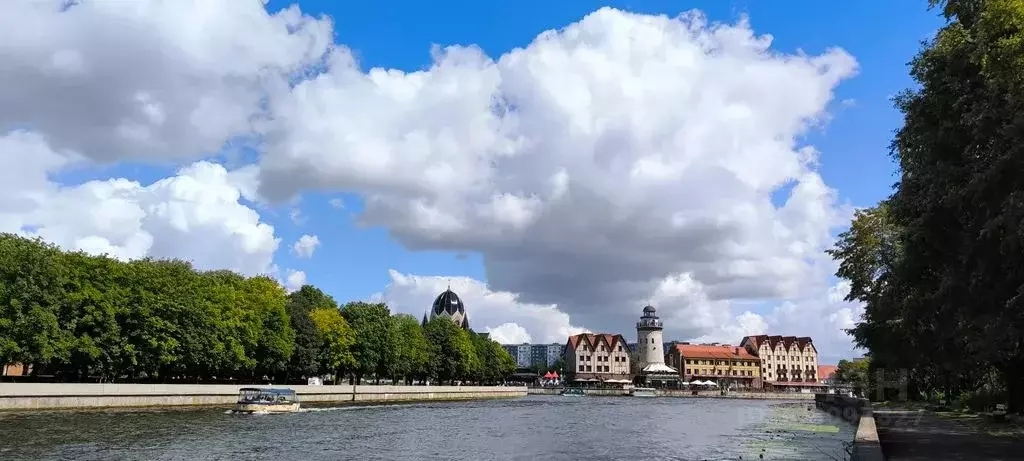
[0,394,855,460]
[0,383,526,411]
[527,387,815,400]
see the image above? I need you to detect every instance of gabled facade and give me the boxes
[740,335,819,383]
[564,333,631,383]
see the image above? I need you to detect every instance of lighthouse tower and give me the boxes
[636,305,665,369]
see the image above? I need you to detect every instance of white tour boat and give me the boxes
[234,387,300,413]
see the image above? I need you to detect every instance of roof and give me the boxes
[673,344,759,360]
[641,363,678,374]
[432,289,465,316]
[239,387,295,394]
[817,365,838,380]
[566,333,628,352]
[740,335,816,353]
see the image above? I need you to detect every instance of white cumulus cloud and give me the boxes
[292,234,320,258]
[377,270,588,344]
[283,269,307,293]
[0,130,279,275]
[258,7,858,350]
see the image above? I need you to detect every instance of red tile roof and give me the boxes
[740,335,816,354]
[673,344,760,360]
[817,365,838,380]
[566,333,628,352]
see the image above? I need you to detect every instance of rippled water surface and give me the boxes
[0,395,854,460]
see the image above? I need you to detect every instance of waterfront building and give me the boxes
[740,335,819,384]
[426,287,470,330]
[564,333,631,385]
[635,305,679,386]
[667,344,762,388]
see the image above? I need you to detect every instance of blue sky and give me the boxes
[1,0,950,352]
[258,0,945,304]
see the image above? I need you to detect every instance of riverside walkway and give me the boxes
[875,409,1024,460]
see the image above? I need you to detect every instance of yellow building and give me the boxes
[665,344,762,388]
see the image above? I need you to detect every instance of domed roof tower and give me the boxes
[430,286,469,329]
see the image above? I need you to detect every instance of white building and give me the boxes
[635,305,677,385]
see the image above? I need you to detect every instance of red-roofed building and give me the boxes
[740,335,819,383]
[666,344,762,388]
[564,333,631,384]
[817,365,838,385]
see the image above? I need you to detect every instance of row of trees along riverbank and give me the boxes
[0,233,516,384]
[828,0,1024,412]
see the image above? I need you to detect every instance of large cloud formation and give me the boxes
[1,2,863,361]
[260,8,859,353]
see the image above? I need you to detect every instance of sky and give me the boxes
[0,0,945,364]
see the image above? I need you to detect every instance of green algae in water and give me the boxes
[788,423,840,433]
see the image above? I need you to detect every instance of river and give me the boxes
[0,395,854,460]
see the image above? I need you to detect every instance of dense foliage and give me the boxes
[829,0,1024,411]
[0,234,515,384]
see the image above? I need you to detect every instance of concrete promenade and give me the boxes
[875,409,1024,460]
[815,394,885,461]
[0,383,527,411]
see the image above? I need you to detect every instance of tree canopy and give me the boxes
[830,0,1024,411]
[0,233,516,385]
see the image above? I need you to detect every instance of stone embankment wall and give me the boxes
[0,383,527,411]
[527,387,815,400]
[814,393,884,461]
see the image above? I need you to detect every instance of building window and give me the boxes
[618,346,622,351]
[579,355,584,361]
[578,365,584,372]
[586,366,592,372]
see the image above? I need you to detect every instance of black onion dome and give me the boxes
[643,305,656,314]
[432,289,464,316]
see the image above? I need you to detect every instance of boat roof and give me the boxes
[239,387,296,394]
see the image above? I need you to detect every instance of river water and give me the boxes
[0,395,854,460]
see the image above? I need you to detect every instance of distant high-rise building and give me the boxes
[502,343,532,368]
[530,343,564,368]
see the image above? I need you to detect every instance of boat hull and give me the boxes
[233,402,300,413]
[630,388,657,397]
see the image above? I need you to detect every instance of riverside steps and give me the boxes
[0,383,527,411]
[815,393,884,461]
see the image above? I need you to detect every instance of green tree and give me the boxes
[389,314,429,384]
[57,252,131,382]
[423,316,475,384]
[341,301,394,383]
[0,235,73,374]
[831,0,1024,410]
[286,286,339,380]
[835,358,871,397]
[309,307,356,382]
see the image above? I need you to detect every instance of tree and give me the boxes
[341,301,394,383]
[389,314,429,384]
[835,358,871,397]
[309,307,356,382]
[286,286,339,380]
[423,316,475,384]
[0,235,73,374]
[830,0,1024,411]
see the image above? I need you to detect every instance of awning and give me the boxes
[542,372,554,379]
[604,379,631,383]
